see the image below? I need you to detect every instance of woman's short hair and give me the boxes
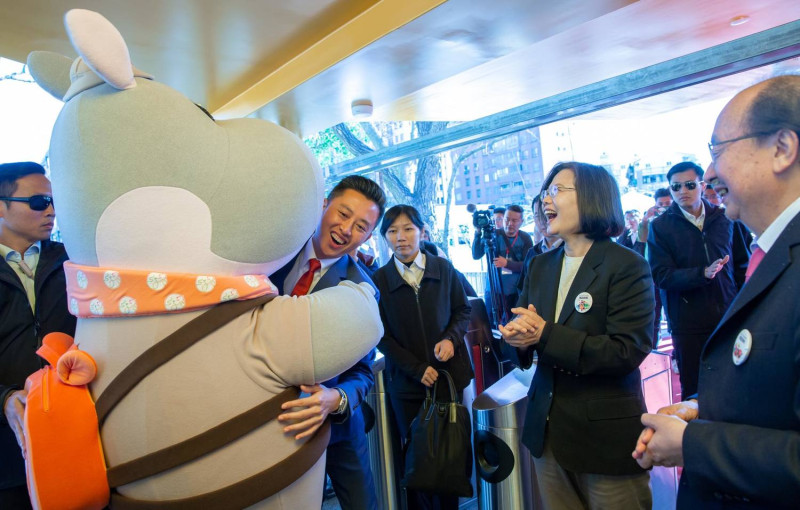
[380,204,425,237]
[542,162,624,240]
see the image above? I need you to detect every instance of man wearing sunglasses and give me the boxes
[646,161,744,400]
[0,162,75,509]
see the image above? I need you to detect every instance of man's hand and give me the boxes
[499,304,545,348]
[3,390,27,458]
[493,256,508,268]
[421,366,438,387]
[704,255,730,279]
[278,384,341,440]
[658,400,699,421]
[433,339,454,362]
[632,413,688,469]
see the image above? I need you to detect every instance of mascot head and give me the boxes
[27,9,324,276]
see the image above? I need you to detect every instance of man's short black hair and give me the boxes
[746,75,800,147]
[327,175,387,221]
[493,206,506,215]
[666,161,703,183]
[506,204,523,215]
[542,161,624,240]
[380,204,425,238]
[0,162,46,200]
[624,209,640,217]
[654,188,671,201]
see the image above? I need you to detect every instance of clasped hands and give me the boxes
[632,400,698,468]
[499,304,546,348]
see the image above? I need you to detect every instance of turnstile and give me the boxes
[366,355,400,510]
[472,368,539,510]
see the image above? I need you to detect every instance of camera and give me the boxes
[467,204,495,232]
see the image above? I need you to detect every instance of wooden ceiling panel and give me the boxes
[1,0,798,139]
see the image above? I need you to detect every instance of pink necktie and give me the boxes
[745,246,765,283]
[291,258,321,296]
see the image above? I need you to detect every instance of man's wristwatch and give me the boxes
[332,388,348,415]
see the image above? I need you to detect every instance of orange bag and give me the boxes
[24,332,109,510]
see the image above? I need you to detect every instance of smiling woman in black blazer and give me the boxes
[501,161,655,509]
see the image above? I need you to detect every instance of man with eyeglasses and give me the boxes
[646,161,744,399]
[635,75,800,509]
[0,162,75,509]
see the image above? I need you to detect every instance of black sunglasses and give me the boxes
[670,181,700,192]
[0,195,54,211]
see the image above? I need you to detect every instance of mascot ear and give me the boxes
[26,51,72,101]
[64,9,136,90]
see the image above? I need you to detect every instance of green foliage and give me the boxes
[304,122,373,167]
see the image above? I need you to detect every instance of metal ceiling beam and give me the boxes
[326,20,800,177]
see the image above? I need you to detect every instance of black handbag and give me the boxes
[401,369,473,497]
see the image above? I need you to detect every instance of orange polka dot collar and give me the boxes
[63,262,277,318]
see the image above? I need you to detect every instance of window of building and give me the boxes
[466,191,472,200]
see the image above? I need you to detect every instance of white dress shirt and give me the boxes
[393,250,426,290]
[283,240,339,294]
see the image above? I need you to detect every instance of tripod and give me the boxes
[478,228,510,329]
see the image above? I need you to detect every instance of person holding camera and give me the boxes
[638,187,672,244]
[471,204,532,320]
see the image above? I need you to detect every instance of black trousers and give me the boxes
[388,392,462,510]
[671,331,711,398]
[0,485,32,510]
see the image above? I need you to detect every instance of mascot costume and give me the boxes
[23,9,382,509]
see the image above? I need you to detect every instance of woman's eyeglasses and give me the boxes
[540,184,576,201]
[0,195,54,211]
[669,181,701,192]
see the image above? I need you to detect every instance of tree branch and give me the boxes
[331,123,374,156]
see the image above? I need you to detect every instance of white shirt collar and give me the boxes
[679,201,705,230]
[298,240,338,273]
[283,239,340,294]
[754,196,800,253]
[393,250,426,288]
[0,241,41,261]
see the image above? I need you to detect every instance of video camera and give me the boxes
[467,203,496,236]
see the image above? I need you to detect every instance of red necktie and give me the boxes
[291,258,321,296]
[745,246,765,283]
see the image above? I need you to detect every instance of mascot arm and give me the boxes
[254,281,382,386]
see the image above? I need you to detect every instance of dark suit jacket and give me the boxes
[271,252,377,445]
[678,212,800,509]
[1,241,76,489]
[505,238,654,475]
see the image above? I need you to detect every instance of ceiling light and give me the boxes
[729,15,750,27]
[351,99,373,118]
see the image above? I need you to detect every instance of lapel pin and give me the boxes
[732,329,753,366]
[575,292,593,313]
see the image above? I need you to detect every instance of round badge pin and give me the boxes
[732,329,752,366]
[574,292,593,313]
